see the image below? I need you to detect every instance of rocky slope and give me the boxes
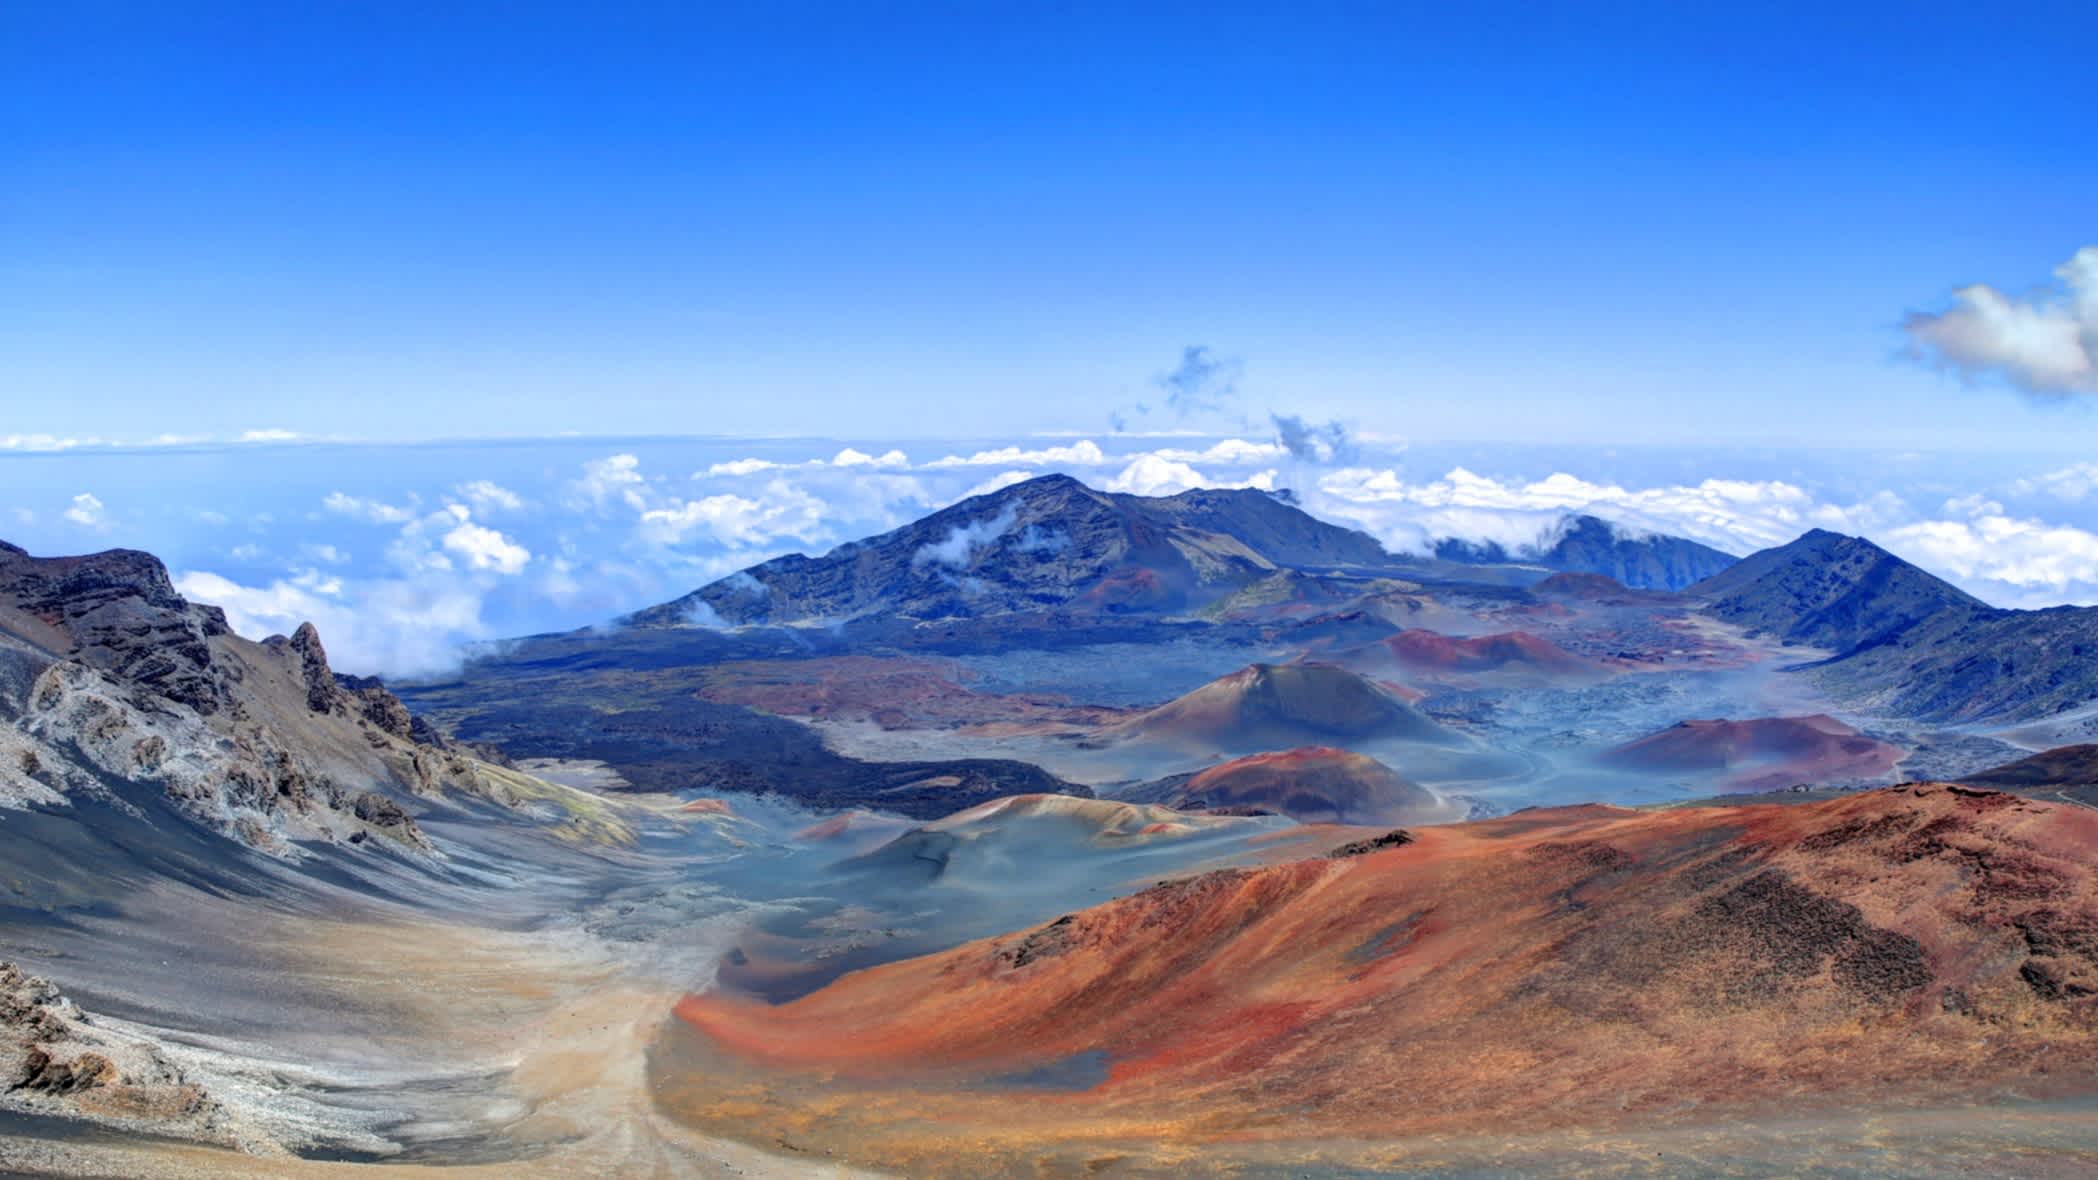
[0,541,610,858]
[667,784,2098,1174]
[629,473,1396,627]
[1688,530,2098,722]
[1435,514,1736,590]
[0,961,273,1154]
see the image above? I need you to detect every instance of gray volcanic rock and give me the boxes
[1687,529,1991,653]
[1434,514,1735,590]
[0,541,573,857]
[1688,530,2098,723]
[630,473,1395,627]
[0,961,262,1152]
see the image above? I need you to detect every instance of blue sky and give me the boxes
[5,4,2098,675]
[6,2,2096,446]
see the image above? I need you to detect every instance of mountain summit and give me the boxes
[631,474,1395,627]
[1433,514,1736,590]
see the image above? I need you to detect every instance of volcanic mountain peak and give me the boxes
[1433,513,1736,590]
[1107,661,1456,751]
[629,473,1395,627]
[1133,746,1460,826]
[1687,528,1991,655]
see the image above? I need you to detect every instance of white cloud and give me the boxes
[454,479,524,514]
[1106,455,1279,497]
[2012,462,2098,503]
[175,569,488,679]
[322,491,416,525]
[1149,438,1287,464]
[960,470,1038,500]
[1888,510,2098,601]
[237,428,301,443]
[637,480,826,548]
[1107,455,1210,496]
[1905,246,2098,396]
[912,504,1018,570]
[2,434,88,452]
[704,457,783,477]
[924,440,1110,468]
[831,447,908,468]
[1307,466,1908,556]
[439,516,532,574]
[573,453,649,510]
[62,493,108,529]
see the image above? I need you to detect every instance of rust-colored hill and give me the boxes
[665,785,2098,1175]
[1137,746,1461,826]
[1366,627,1604,681]
[1600,714,1903,791]
[1103,662,1456,753]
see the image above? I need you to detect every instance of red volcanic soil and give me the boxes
[1602,715,1904,791]
[1105,662,1454,751]
[664,785,2098,1174]
[1163,747,1459,826]
[1374,627,1601,679]
[677,797,734,816]
[696,655,1120,732]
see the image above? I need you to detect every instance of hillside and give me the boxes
[628,474,1396,627]
[667,785,2098,1174]
[1102,662,1456,752]
[1434,514,1736,590]
[1689,530,2098,722]
[1120,746,1460,825]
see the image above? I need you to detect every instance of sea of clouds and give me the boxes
[6,431,2098,679]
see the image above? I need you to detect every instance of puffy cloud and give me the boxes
[1307,466,1908,556]
[174,569,487,679]
[62,493,108,529]
[636,480,826,548]
[1904,246,2098,396]
[1106,455,1278,497]
[573,453,649,509]
[924,440,1110,468]
[439,515,532,574]
[1888,510,2098,603]
[454,479,525,514]
[322,491,416,525]
[1149,438,1287,464]
[831,447,908,468]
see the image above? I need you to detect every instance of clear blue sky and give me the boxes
[5,2,2095,447]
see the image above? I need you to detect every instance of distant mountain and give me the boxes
[1687,530,2098,723]
[1434,514,1736,590]
[1121,746,1460,826]
[1965,745,2098,789]
[1102,662,1457,753]
[630,474,1396,627]
[1687,529,1992,653]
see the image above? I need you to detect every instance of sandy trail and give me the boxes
[0,913,883,1180]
